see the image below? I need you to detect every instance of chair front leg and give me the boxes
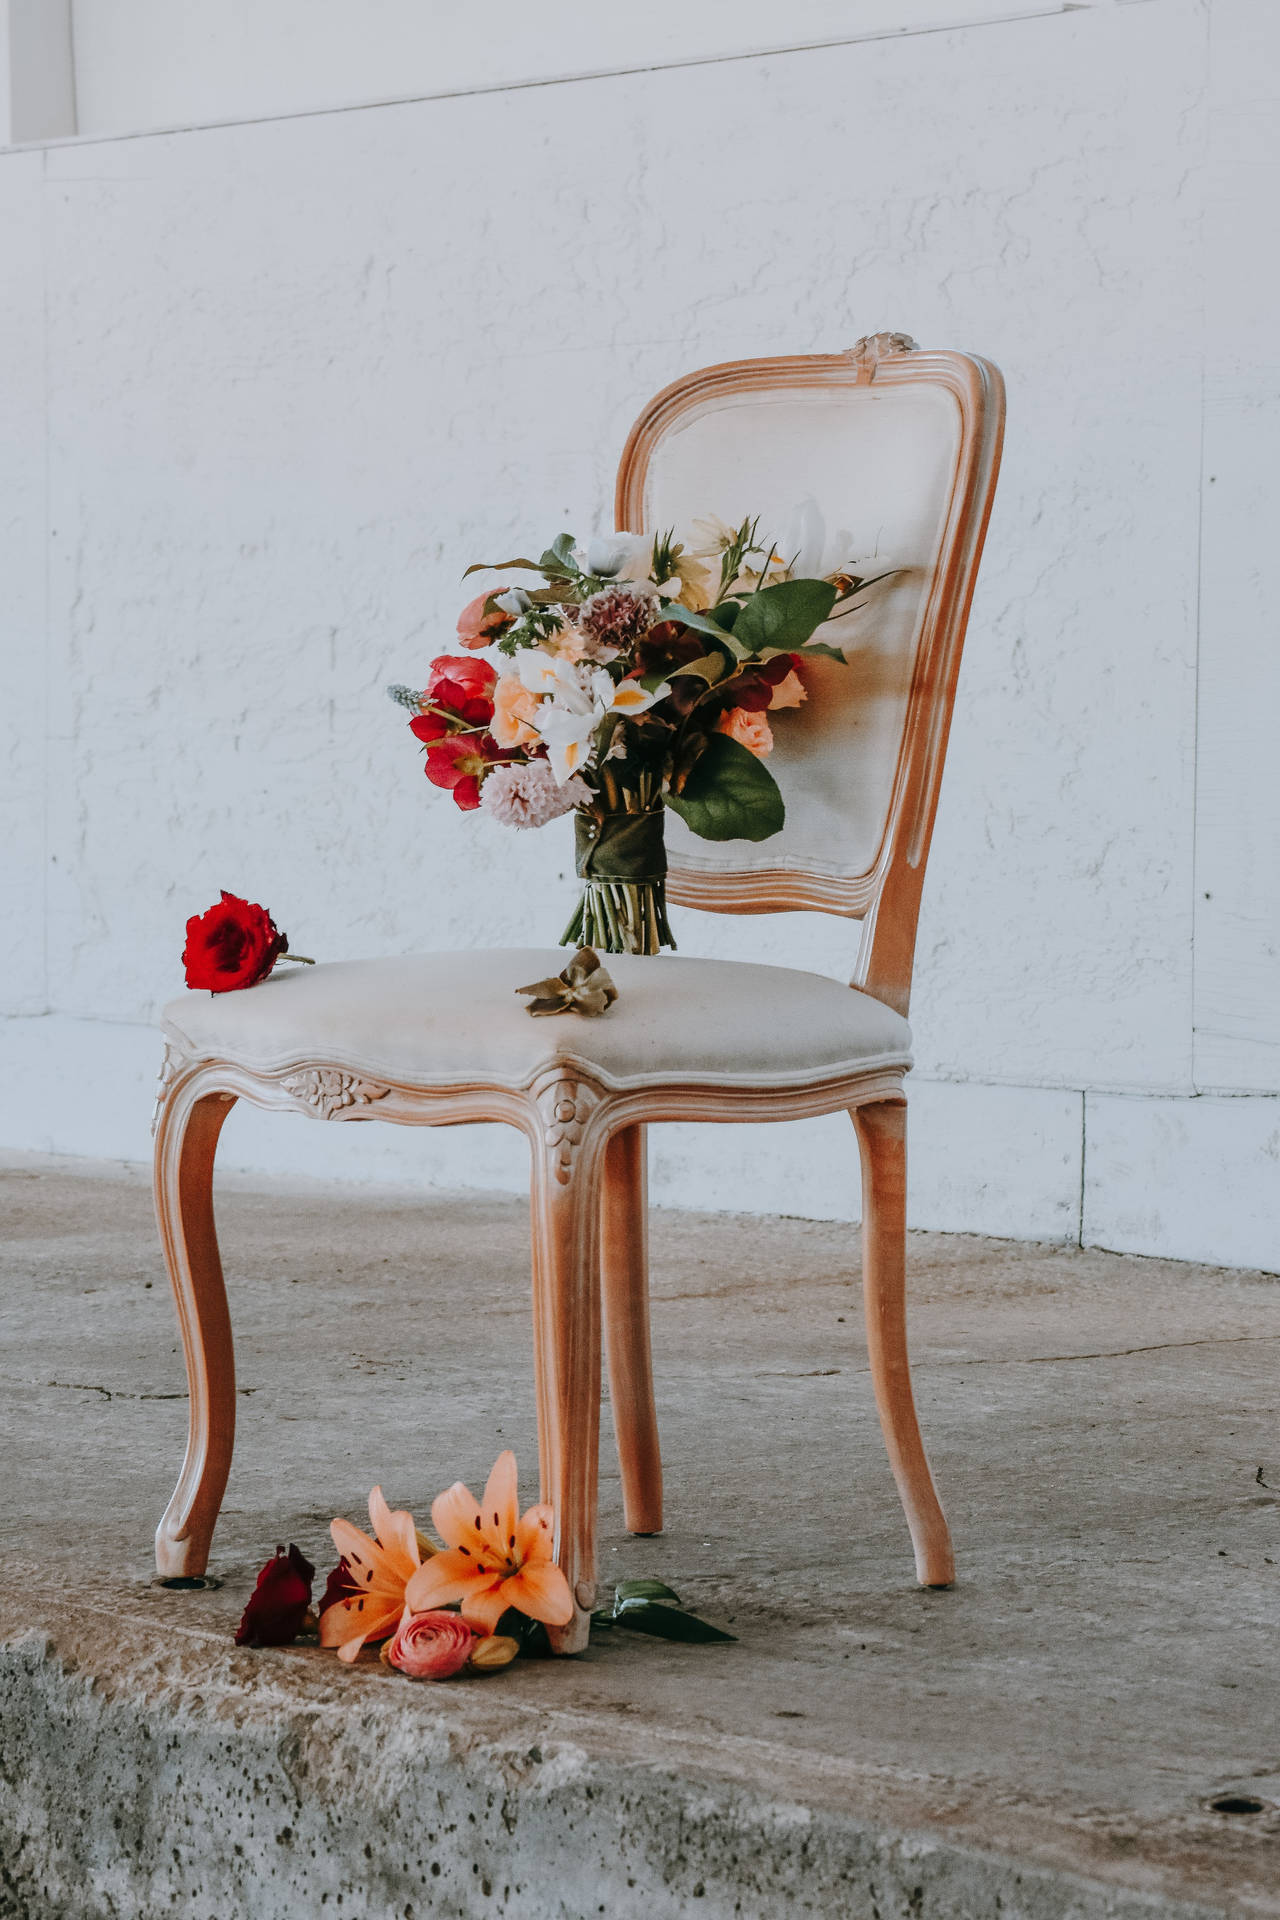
[601,1124,663,1535]
[529,1075,607,1654]
[851,1098,954,1588]
[153,1075,238,1578]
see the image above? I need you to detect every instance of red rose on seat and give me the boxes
[235,1543,315,1647]
[183,891,288,993]
[424,655,498,726]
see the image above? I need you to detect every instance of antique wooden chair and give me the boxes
[153,332,1005,1653]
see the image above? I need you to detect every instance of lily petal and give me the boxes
[459,1584,512,1635]
[318,1592,404,1661]
[368,1486,421,1582]
[330,1517,407,1601]
[405,1547,495,1614]
[500,1561,575,1627]
[480,1450,519,1560]
[431,1480,483,1550]
[514,1503,556,1566]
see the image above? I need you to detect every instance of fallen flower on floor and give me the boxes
[405,1449,574,1633]
[382,1609,476,1680]
[318,1486,427,1663]
[235,1543,314,1647]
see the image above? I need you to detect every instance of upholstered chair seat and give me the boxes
[162,951,913,1093]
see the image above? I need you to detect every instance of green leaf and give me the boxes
[731,579,838,654]
[461,558,544,578]
[611,1603,736,1644]
[665,733,785,843]
[797,640,849,664]
[668,652,730,685]
[614,1578,683,1606]
[637,668,674,694]
[539,532,579,574]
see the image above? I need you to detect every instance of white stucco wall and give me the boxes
[2,0,1278,1268]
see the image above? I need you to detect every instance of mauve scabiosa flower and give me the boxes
[578,581,659,652]
[480,760,591,829]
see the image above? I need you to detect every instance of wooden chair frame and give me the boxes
[152,333,1005,1654]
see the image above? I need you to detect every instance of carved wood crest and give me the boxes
[280,1068,391,1120]
[534,1076,600,1185]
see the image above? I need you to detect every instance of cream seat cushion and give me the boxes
[162,950,911,1094]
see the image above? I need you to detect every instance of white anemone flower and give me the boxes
[583,531,652,583]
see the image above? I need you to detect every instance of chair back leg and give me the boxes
[528,1074,608,1653]
[153,1076,238,1578]
[601,1124,663,1535]
[852,1098,955,1587]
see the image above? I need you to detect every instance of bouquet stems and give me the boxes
[562,770,675,956]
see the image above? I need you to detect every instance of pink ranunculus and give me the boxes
[456,591,515,651]
[385,1609,476,1680]
[717,706,775,758]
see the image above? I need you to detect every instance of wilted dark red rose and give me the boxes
[317,1557,359,1616]
[183,891,287,993]
[424,655,498,725]
[235,1543,315,1647]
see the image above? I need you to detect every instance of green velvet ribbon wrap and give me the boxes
[574,809,668,884]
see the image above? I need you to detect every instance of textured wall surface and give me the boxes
[1,0,1278,1266]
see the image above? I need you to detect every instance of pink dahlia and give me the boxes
[480,760,591,828]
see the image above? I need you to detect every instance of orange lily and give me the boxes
[403,1450,573,1634]
[318,1486,424,1662]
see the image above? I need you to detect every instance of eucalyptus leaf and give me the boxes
[731,578,838,653]
[665,733,785,843]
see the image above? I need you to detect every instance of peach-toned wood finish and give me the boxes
[152,336,1003,1644]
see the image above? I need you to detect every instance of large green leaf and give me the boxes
[731,578,838,653]
[539,532,579,573]
[668,652,731,685]
[665,733,785,843]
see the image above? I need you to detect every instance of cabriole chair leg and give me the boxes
[528,1082,607,1653]
[601,1124,663,1535]
[153,1084,238,1579]
[851,1098,955,1588]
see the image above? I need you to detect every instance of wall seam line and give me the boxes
[10,2,1157,153]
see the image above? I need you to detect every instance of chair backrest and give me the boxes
[615,333,1004,1016]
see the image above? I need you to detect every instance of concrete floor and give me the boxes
[1,1151,1277,1919]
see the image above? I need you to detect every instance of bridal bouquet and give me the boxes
[389,518,891,954]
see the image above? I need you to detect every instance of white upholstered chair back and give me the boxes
[615,334,1005,1014]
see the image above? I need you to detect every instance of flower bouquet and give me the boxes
[390,518,892,955]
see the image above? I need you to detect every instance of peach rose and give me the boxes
[767,669,807,710]
[456,591,515,651]
[716,707,774,758]
[490,672,543,749]
[384,1609,475,1680]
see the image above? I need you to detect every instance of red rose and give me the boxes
[425,655,498,725]
[424,732,511,810]
[456,591,515,651]
[235,1543,315,1647]
[183,891,288,993]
